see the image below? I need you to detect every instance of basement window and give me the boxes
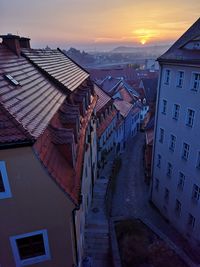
[10,229,51,266]
[4,74,20,86]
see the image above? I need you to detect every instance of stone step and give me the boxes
[86,243,109,251]
[85,223,109,230]
[86,251,110,259]
[85,239,109,248]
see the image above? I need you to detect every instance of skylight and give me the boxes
[5,74,20,86]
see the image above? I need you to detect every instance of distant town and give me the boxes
[0,17,200,267]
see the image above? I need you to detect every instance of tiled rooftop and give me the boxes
[0,44,66,142]
[114,99,133,118]
[159,18,200,63]
[23,48,89,92]
[94,84,111,112]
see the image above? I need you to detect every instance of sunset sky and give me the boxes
[1,0,200,51]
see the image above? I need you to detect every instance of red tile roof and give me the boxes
[0,105,32,144]
[114,99,133,118]
[22,48,89,92]
[34,95,97,205]
[0,44,66,142]
[94,84,111,112]
[97,109,117,137]
[118,87,133,103]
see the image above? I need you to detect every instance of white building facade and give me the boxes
[151,18,200,245]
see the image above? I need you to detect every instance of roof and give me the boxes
[87,66,138,81]
[145,115,155,130]
[141,78,158,103]
[94,84,111,112]
[118,87,134,103]
[146,128,154,145]
[158,18,200,63]
[22,48,89,92]
[114,99,133,118]
[122,81,140,98]
[34,94,98,205]
[0,44,66,143]
[99,76,122,95]
[97,109,117,137]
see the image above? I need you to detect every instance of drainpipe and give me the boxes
[72,205,80,267]
[150,63,163,200]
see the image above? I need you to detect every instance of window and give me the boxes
[159,128,164,143]
[196,152,200,169]
[192,184,200,203]
[186,109,195,127]
[173,104,180,120]
[5,74,20,86]
[167,162,172,177]
[0,161,12,199]
[10,229,51,266]
[157,154,161,168]
[175,199,181,216]
[155,179,159,191]
[177,71,184,87]
[191,73,200,91]
[164,188,169,203]
[164,69,170,85]
[177,172,185,191]
[169,135,176,151]
[187,213,195,229]
[162,100,167,114]
[182,143,190,160]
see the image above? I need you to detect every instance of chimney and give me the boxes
[19,37,31,49]
[0,34,21,56]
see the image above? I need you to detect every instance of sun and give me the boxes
[140,39,146,45]
[134,28,159,45]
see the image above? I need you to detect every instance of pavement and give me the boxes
[84,150,115,267]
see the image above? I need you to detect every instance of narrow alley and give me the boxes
[84,132,199,267]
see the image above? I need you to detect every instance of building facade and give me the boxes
[0,34,97,267]
[151,18,200,245]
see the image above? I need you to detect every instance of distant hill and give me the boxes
[111,45,171,55]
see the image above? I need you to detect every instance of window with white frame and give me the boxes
[159,128,164,143]
[10,229,51,266]
[164,188,169,203]
[177,172,185,191]
[182,142,190,160]
[157,154,161,168]
[187,213,195,229]
[186,109,195,127]
[175,199,181,216]
[173,104,180,120]
[162,99,167,114]
[196,151,200,169]
[164,69,170,85]
[177,71,184,87]
[169,134,176,151]
[191,73,200,91]
[167,162,172,177]
[192,184,200,203]
[155,178,159,191]
[0,161,12,200]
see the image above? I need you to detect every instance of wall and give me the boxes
[151,63,200,244]
[0,146,76,267]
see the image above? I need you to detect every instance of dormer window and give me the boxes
[4,74,20,86]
